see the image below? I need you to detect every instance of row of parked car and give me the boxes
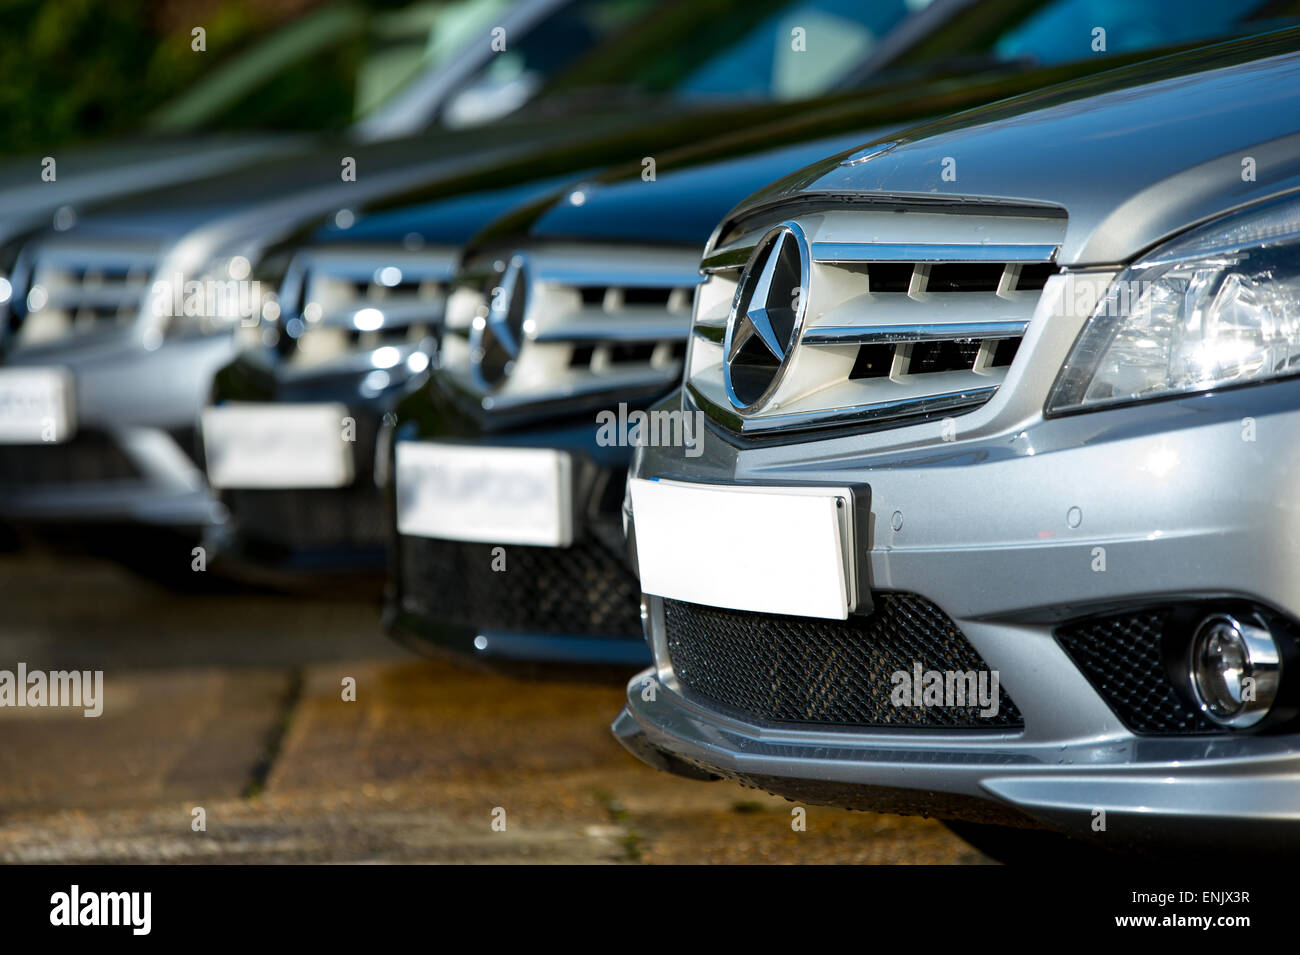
[4,0,1300,859]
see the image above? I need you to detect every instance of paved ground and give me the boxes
[0,548,990,864]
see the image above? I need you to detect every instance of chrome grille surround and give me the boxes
[8,237,160,348]
[687,204,1066,435]
[272,244,456,370]
[438,243,702,411]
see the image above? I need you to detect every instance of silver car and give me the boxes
[615,30,1300,855]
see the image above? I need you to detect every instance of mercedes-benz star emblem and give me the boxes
[470,253,527,390]
[723,222,810,412]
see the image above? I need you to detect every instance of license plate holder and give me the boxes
[0,367,76,444]
[201,403,354,489]
[630,477,863,620]
[395,442,573,547]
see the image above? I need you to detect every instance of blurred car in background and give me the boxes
[0,0,935,575]
[193,0,1263,594]
[31,0,967,580]
[382,132,869,666]
[383,3,1300,667]
[199,173,579,578]
[615,28,1300,857]
[5,0,1297,583]
[0,0,643,253]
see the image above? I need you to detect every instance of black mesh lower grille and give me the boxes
[1055,611,1219,735]
[215,410,383,559]
[663,596,1022,729]
[399,522,641,638]
[0,431,136,485]
[222,487,386,555]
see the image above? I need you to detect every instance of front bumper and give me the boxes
[0,333,235,531]
[384,379,652,668]
[615,677,1300,848]
[202,350,421,576]
[389,529,649,666]
[617,378,1300,851]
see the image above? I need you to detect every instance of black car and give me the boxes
[196,0,972,580]
[198,0,1294,592]
[378,2,1300,667]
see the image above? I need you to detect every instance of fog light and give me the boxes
[1189,613,1280,728]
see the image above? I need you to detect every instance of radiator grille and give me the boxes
[0,431,137,485]
[222,487,386,555]
[273,246,453,368]
[438,244,700,412]
[688,206,1065,434]
[10,239,158,346]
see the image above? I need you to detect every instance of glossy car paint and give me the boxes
[617,30,1300,850]
[0,50,875,535]
[204,0,1225,578]
[7,0,1280,541]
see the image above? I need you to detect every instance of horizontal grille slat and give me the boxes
[810,241,1059,264]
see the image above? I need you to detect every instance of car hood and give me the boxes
[485,129,884,249]
[0,132,304,247]
[303,174,587,249]
[35,106,682,275]
[727,29,1300,267]
[116,37,1224,263]
[463,35,1288,254]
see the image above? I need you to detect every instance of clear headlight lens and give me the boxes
[1048,195,1300,414]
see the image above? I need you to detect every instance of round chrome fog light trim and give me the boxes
[1188,613,1280,729]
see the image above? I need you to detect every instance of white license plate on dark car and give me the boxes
[0,367,75,444]
[395,442,573,547]
[630,477,858,620]
[201,403,353,489]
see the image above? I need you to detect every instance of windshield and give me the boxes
[146,0,932,136]
[995,0,1284,64]
[871,0,1300,75]
[149,0,524,134]
[535,0,927,103]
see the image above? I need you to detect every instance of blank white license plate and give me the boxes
[202,403,353,489]
[395,442,572,547]
[0,367,75,444]
[630,477,858,620]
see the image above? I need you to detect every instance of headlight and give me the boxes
[1048,195,1300,414]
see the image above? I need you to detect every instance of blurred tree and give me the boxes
[0,0,333,153]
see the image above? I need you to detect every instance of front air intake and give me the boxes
[663,595,1023,730]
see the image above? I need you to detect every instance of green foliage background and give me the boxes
[0,0,347,154]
